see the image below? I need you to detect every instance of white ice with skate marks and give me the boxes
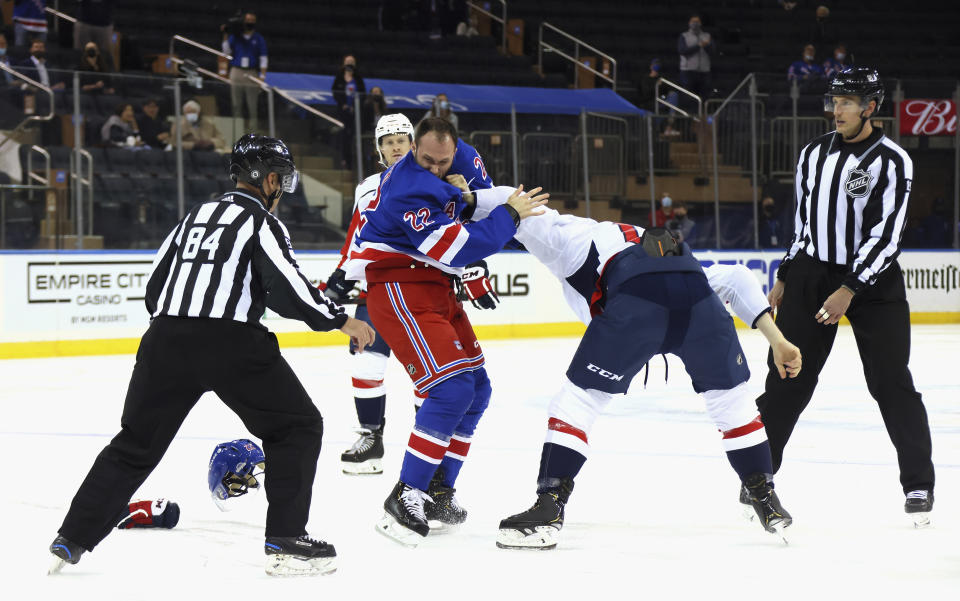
[2,325,959,599]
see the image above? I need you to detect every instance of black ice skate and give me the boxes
[904,490,933,528]
[376,480,431,547]
[264,534,337,576]
[424,467,468,532]
[742,473,792,544]
[47,535,85,575]
[496,478,574,550]
[341,423,385,475]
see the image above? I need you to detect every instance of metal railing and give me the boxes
[0,63,56,152]
[769,116,829,176]
[654,78,702,119]
[538,22,617,91]
[467,0,508,54]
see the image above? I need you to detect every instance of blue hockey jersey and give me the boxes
[451,138,493,190]
[343,152,515,282]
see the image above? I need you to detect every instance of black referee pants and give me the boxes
[59,317,324,551]
[756,253,934,494]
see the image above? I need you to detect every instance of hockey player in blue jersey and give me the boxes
[343,118,548,546]
[462,187,803,548]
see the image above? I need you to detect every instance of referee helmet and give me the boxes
[229,134,300,210]
[823,66,885,113]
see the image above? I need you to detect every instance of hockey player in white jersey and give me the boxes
[322,113,419,474]
[466,188,802,549]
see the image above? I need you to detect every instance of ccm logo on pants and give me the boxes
[587,364,624,381]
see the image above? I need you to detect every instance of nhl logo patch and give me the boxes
[844,168,872,198]
[406,363,417,375]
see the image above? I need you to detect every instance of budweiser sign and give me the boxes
[900,99,957,136]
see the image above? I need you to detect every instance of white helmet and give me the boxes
[375,113,414,166]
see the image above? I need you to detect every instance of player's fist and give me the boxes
[117,499,180,530]
[323,268,356,301]
[459,260,499,310]
[505,185,549,221]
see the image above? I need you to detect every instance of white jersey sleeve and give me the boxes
[703,263,771,327]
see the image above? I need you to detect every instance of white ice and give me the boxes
[2,325,959,600]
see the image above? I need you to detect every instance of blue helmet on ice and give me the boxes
[208,439,265,509]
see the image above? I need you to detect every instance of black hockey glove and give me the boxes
[458,260,499,310]
[323,268,357,301]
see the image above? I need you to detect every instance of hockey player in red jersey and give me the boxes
[343,118,548,545]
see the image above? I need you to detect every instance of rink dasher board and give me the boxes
[0,249,957,358]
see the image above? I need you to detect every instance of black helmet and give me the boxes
[823,66,885,113]
[229,134,299,209]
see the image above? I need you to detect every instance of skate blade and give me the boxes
[341,459,383,475]
[264,554,337,577]
[427,520,459,534]
[909,511,932,529]
[741,505,756,522]
[772,523,789,546]
[47,556,68,576]
[375,513,426,547]
[495,526,559,550]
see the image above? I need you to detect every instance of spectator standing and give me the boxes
[173,99,226,152]
[362,85,388,132]
[418,93,459,132]
[807,5,839,51]
[12,0,47,47]
[758,196,785,248]
[15,39,64,90]
[222,12,267,133]
[137,98,170,149]
[100,103,142,148]
[666,201,696,243]
[677,14,714,109]
[78,41,113,94]
[822,44,849,79]
[332,54,365,168]
[74,0,115,71]
[787,44,824,90]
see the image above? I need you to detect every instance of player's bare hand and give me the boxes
[767,279,785,312]
[506,185,549,220]
[772,340,802,379]
[340,317,375,352]
[445,174,471,194]
[816,287,853,326]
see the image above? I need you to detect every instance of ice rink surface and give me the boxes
[2,324,958,600]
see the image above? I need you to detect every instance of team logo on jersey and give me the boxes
[453,340,463,350]
[844,168,873,198]
[406,363,417,375]
[737,354,743,365]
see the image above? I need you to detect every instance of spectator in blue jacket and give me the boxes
[822,44,849,79]
[222,11,268,133]
[787,44,824,90]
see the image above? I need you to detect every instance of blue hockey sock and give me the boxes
[726,440,774,482]
[536,442,587,490]
[354,394,386,430]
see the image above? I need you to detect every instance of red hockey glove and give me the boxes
[116,499,180,530]
[459,260,499,310]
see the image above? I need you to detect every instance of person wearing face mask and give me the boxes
[665,201,696,243]
[787,43,824,91]
[222,11,268,133]
[173,99,227,152]
[418,93,459,133]
[362,86,388,131]
[78,41,114,94]
[677,14,714,111]
[0,33,13,85]
[15,39,65,91]
[654,193,674,227]
[806,4,839,50]
[332,54,367,169]
[823,44,849,79]
[758,196,784,249]
[74,0,116,71]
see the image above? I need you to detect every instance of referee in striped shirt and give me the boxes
[756,67,934,523]
[50,134,375,575]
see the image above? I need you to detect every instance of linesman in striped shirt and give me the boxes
[756,68,935,525]
[49,134,375,576]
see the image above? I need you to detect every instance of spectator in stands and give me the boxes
[12,0,47,47]
[666,201,696,243]
[807,5,839,51]
[74,0,116,71]
[0,33,13,84]
[677,14,714,110]
[418,93,459,132]
[637,58,680,136]
[332,54,365,168]
[15,40,64,90]
[655,193,674,227]
[173,99,226,153]
[0,33,20,128]
[137,98,170,149]
[778,1,798,10]
[78,41,114,94]
[222,11,268,133]
[787,44,824,90]
[758,196,785,248]
[101,103,143,148]
[822,44,849,79]
[362,86,388,132]
[456,14,479,38]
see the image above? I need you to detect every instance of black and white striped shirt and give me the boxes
[779,128,913,293]
[145,190,347,331]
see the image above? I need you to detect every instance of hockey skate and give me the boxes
[341,424,384,475]
[742,473,792,544]
[496,478,574,550]
[264,534,337,576]
[376,480,431,547]
[424,467,468,532]
[905,490,933,528]
[47,535,85,575]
